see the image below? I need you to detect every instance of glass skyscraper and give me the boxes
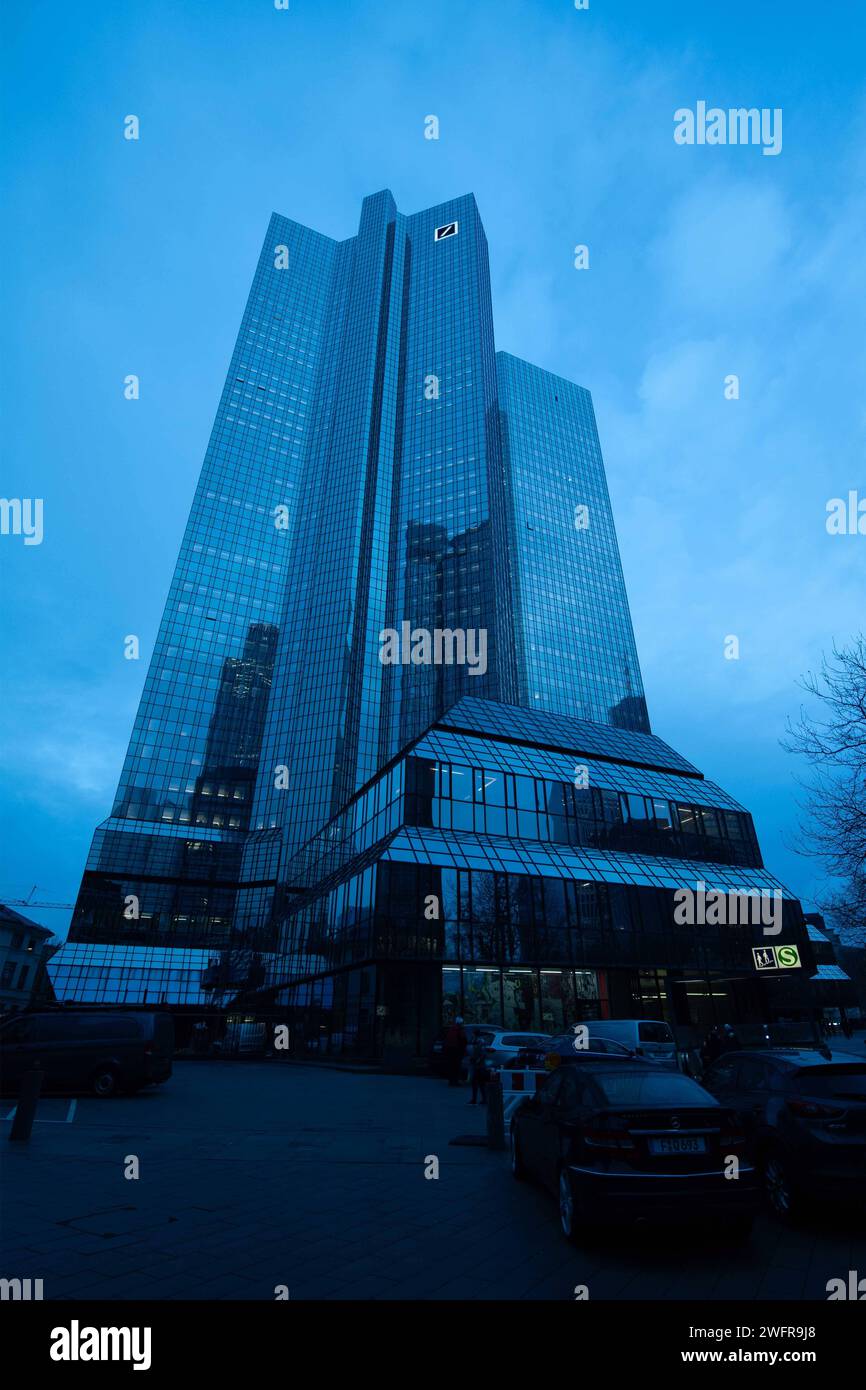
[50,191,812,1053]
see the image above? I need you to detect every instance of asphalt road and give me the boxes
[3,1060,865,1301]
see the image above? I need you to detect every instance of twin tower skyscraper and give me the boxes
[66,190,649,964]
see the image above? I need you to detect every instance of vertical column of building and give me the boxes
[236,234,356,931]
[382,194,508,757]
[495,353,650,731]
[340,212,411,800]
[70,215,336,949]
[255,192,402,880]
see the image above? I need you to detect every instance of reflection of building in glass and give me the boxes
[192,623,279,830]
[70,624,278,952]
[51,190,810,1052]
[391,519,496,748]
[608,692,651,734]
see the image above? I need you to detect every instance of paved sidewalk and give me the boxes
[2,1062,864,1300]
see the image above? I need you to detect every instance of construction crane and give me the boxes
[3,898,75,910]
[2,886,75,911]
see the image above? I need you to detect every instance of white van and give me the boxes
[586,1019,678,1069]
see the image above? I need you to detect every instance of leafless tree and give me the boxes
[782,636,866,946]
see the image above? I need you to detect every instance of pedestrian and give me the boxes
[700,1025,723,1069]
[443,1016,468,1087]
[721,1023,741,1052]
[467,1029,488,1105]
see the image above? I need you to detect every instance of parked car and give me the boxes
[583,1019,679,1069]
[701,1047,866,1220]
[429,1026,551,1076]
[513,1032,637,1068]
[510,1056,757,1243]
[0,1009,173,1097]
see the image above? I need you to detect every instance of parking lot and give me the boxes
[3,1060,865,1301]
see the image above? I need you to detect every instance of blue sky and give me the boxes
[2,0,864,936]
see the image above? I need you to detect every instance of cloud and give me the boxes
[5,679,134,811]
[649,178,793,315]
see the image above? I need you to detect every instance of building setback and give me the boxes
[50,192,814,1053]
[265,697,813,1058]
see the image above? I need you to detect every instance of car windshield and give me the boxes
[592,1070,712,1106]
[794,1065,866,1099]
[638,1022,674,1044]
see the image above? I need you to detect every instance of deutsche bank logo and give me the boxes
[434,221,458,241]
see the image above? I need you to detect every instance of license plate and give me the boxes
[649,1135,706,1155]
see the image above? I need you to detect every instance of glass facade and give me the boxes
[400,755,760,868]
[496,353,648,729]
[48,943,216,1008]
[244,190,516,879]
[264,699,811,1057]
[64,190,652,965]
[71,211,339,955]
[53,189,810,1050]
[281,695,760,893]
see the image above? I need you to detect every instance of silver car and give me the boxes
[473,1029,553,1069]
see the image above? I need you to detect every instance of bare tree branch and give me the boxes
[782,636,866,946]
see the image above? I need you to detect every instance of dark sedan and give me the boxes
[510,1057,758,1243]
[701,1048,866,1220]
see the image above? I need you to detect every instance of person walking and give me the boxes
[700,1025,723,1070]
[443,1016,468,1087]
[467,1029,488,1105]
